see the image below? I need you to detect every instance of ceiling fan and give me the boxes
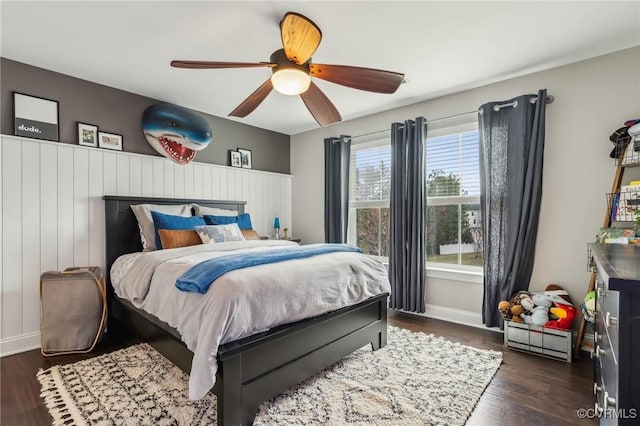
[171,12,405,127]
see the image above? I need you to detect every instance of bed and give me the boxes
[103,195,389,425]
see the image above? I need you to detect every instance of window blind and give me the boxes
[426,130,480,197]
[349,143,391,204]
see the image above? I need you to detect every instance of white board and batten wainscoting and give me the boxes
[0,134,293,356]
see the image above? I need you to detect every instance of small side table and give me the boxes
[259,236,301,243]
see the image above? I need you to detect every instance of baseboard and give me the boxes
[412,304,501,332]
[1,332,41,357]
[423,304,485,328]
[397,305,594,351]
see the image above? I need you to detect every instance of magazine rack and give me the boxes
[606,189,640,222]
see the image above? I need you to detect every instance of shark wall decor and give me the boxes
[142,103,213,164]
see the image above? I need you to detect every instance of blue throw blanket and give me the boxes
[176,243,362,294]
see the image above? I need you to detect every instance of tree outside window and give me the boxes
[348,128,483,269]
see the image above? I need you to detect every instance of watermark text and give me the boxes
[577,408,637,419]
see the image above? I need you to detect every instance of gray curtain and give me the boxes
[324,135,351,243]
[389,117,426,313]
[479,89,547,328]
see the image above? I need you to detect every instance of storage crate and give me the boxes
[503,320,572,362]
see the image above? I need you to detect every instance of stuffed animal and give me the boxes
[521,306,549,326]
[544,284,573,305]
[498,290,533,323]
[498,301,512,320]
[530,293,554,309]
[519,294,535,313]
[545,303,577,330]
[497,300,525,322]
[580,291,596,323]
[509,290,532,308]
[519,293,559,326]
[500,284,577,330]
[510,304,524,319]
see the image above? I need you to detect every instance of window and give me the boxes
[426,128,482,269]
[347,123,483,271]
[348,140,390,258]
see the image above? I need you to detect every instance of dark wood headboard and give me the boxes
[103,195,246,277]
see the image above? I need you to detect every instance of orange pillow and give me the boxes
[241,229,261,240]
[158,229,202,249]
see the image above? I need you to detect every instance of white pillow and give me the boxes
[195,224,245,244]
[131,203,193,251]
[193,204,238,217]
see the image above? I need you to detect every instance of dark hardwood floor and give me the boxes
[390,311,597,426]
[1,311,596,425]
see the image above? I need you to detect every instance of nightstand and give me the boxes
[260,236,301,243]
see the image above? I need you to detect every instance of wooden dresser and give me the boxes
[590,243,640,425]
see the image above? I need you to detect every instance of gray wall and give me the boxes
[0,58,290,174]
[291,46,640,322]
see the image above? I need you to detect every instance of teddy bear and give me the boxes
[497,290,532,323]
[498,300,524,323]
[497,300,512,320]
[509,290,532,309]
[520,294,553,325]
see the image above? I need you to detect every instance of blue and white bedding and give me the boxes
[176,243,363,293]
[110,240,390,400]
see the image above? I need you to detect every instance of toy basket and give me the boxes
[503,321,572,362]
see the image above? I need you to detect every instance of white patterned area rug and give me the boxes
[37,326,502,426]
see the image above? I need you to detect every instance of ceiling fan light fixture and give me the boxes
[271,68,311,96]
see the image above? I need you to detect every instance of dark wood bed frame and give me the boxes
[103,195,388,425]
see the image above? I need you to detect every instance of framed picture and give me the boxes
[98,132,123,151]
[237,148,252,169]
[230,150,242,167]
[13,92,60,141]
[77,122,98,147]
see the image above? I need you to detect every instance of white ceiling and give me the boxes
[2,1,639,135]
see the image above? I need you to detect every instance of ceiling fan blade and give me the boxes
[300,81,341,126]
[280,12,322,65]
[171,60,276,69]
[309,64,404,94]
[228,79,274,118]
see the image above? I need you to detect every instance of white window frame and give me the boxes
[346,121,483,282]
[425,121,482,279]
[347,138,390,262]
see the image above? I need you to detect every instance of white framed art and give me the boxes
[98,132,123,151]
[13,92,60,141]
[77,122,98,147]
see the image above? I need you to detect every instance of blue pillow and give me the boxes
[151,210,206,249]
[203,213,253,230]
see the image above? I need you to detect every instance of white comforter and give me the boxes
[111,240,390,399]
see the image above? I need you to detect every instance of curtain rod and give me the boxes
[491,94,554,112]
[351,110,474,140]
[350,94,554,141]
